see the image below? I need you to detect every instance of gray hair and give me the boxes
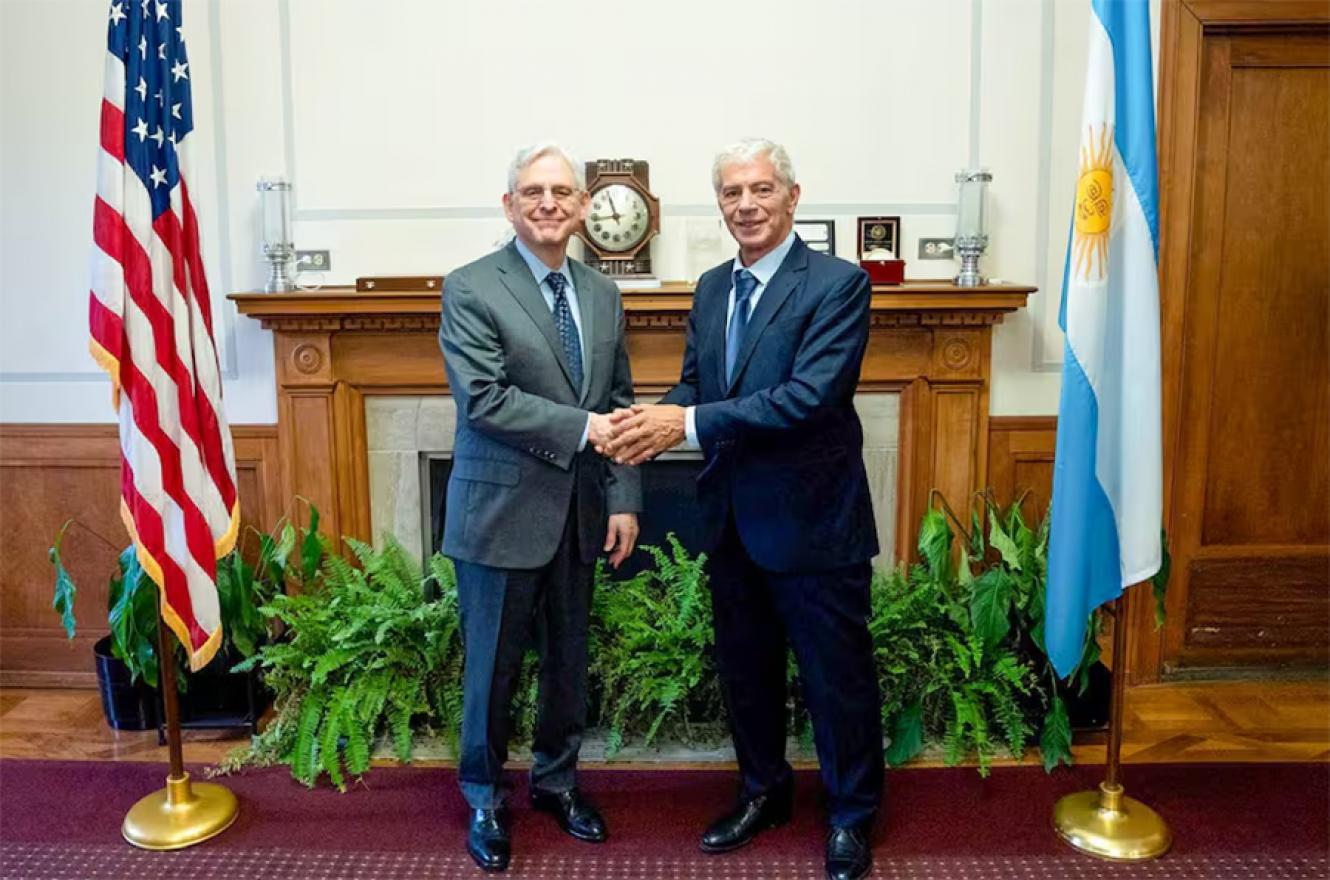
[507,142,585,193]
[711,138,797,193]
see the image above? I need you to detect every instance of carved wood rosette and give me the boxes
[234,282,1031,560]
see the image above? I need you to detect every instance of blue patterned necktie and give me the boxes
[726,269,759,384]
[546,271,583,393]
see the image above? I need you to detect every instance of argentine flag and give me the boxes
[1046,0,1162,678]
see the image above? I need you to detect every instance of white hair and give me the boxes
[506,142,585,193]
[711,138,797,193]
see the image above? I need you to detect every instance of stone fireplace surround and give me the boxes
[365,394,901,566]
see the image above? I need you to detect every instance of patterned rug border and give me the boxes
[2,843,1326,880]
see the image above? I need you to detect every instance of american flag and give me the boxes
[89,0,238,671]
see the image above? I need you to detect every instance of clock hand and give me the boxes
[604,191,620,221]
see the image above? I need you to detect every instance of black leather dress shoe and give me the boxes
[530,788,608,843]
[824,824,872,880]
[699,782,794,853]
[466,808,510,873]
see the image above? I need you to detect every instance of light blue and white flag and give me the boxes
[1046,0,1162,678]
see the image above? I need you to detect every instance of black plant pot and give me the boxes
[1062,660,1112,731]
[93,635,159,731]
[156,644,272,745]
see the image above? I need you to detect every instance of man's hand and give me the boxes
[587,412,619,450]
[602,404,686,466]
[603,512,639,569]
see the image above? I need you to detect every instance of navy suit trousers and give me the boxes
[708,516,884,827]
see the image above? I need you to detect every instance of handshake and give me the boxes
[586,404,687,467]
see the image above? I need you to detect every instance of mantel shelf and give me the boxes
[229,281,1032,331]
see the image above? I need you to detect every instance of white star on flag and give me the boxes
[171,59,188,82]
[109,3,126,25]
[149,165,167,188]
[131,117,149,142]
[135,76,147,101]
[150,126,165,147]
[154,1,169,22]
[171,102,182,119]
[138,35,147,59]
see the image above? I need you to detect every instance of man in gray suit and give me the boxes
[438,143,641,873]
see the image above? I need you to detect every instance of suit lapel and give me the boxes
[726,241,808,394]
[495,242,578,393]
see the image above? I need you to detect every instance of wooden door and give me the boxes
[1145,1,1329,677]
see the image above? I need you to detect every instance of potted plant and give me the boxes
[49,517,278,733]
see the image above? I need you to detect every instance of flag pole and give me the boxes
[121,612,238,850]
[1052,591,1171,860]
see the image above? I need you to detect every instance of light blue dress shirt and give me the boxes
[513,238,591,449]
[682,231,798,448]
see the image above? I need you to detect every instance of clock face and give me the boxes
[586,183,651,253]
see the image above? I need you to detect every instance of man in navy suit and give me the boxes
[602,138,882,880]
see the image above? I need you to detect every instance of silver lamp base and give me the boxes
[264,250,294,293]
[954,236,987,287]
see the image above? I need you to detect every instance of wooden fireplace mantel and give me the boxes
[231,280,1032,561]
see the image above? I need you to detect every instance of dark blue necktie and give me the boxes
[546,271,583,393]
[726,269,759,384]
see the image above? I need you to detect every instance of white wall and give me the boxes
[0,0,1160,424]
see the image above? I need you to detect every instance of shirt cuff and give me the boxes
[681,406,701,450]
[578,414,590,452]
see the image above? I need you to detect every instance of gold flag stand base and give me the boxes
[1053,781,1172,860]
[122,771,238,850]
[1051,595,1171,862]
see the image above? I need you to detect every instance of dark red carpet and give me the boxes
[1,760,1326,878]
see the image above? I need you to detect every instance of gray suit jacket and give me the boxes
[438,241,642,569]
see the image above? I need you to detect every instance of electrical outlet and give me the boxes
[918,238,955,260]
[295,250,331,271]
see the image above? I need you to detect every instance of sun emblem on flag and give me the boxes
[1072,123,1114,281]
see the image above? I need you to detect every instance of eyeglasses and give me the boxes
[514,185,581,205]
[718,183,783,206]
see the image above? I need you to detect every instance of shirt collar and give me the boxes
[513,236,571,288]
[733,230,797,288]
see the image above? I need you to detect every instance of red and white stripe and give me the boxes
[89,45,238,671]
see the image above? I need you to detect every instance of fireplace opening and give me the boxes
[425,451,707,580]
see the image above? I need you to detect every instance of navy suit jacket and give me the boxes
[660,237,878,573]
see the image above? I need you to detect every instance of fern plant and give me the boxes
[589,534,723,756]
[934,490,1168,771]
[228,532,463,791]
[874,506,1035,777]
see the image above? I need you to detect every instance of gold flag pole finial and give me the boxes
[121,614,239,850]
[1052,593,1171,860]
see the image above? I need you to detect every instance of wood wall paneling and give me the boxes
[0,425,282,687]
[987,417,1057,525]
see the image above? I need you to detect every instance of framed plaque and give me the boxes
[794,219,836,256]
[857,216,900,260]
